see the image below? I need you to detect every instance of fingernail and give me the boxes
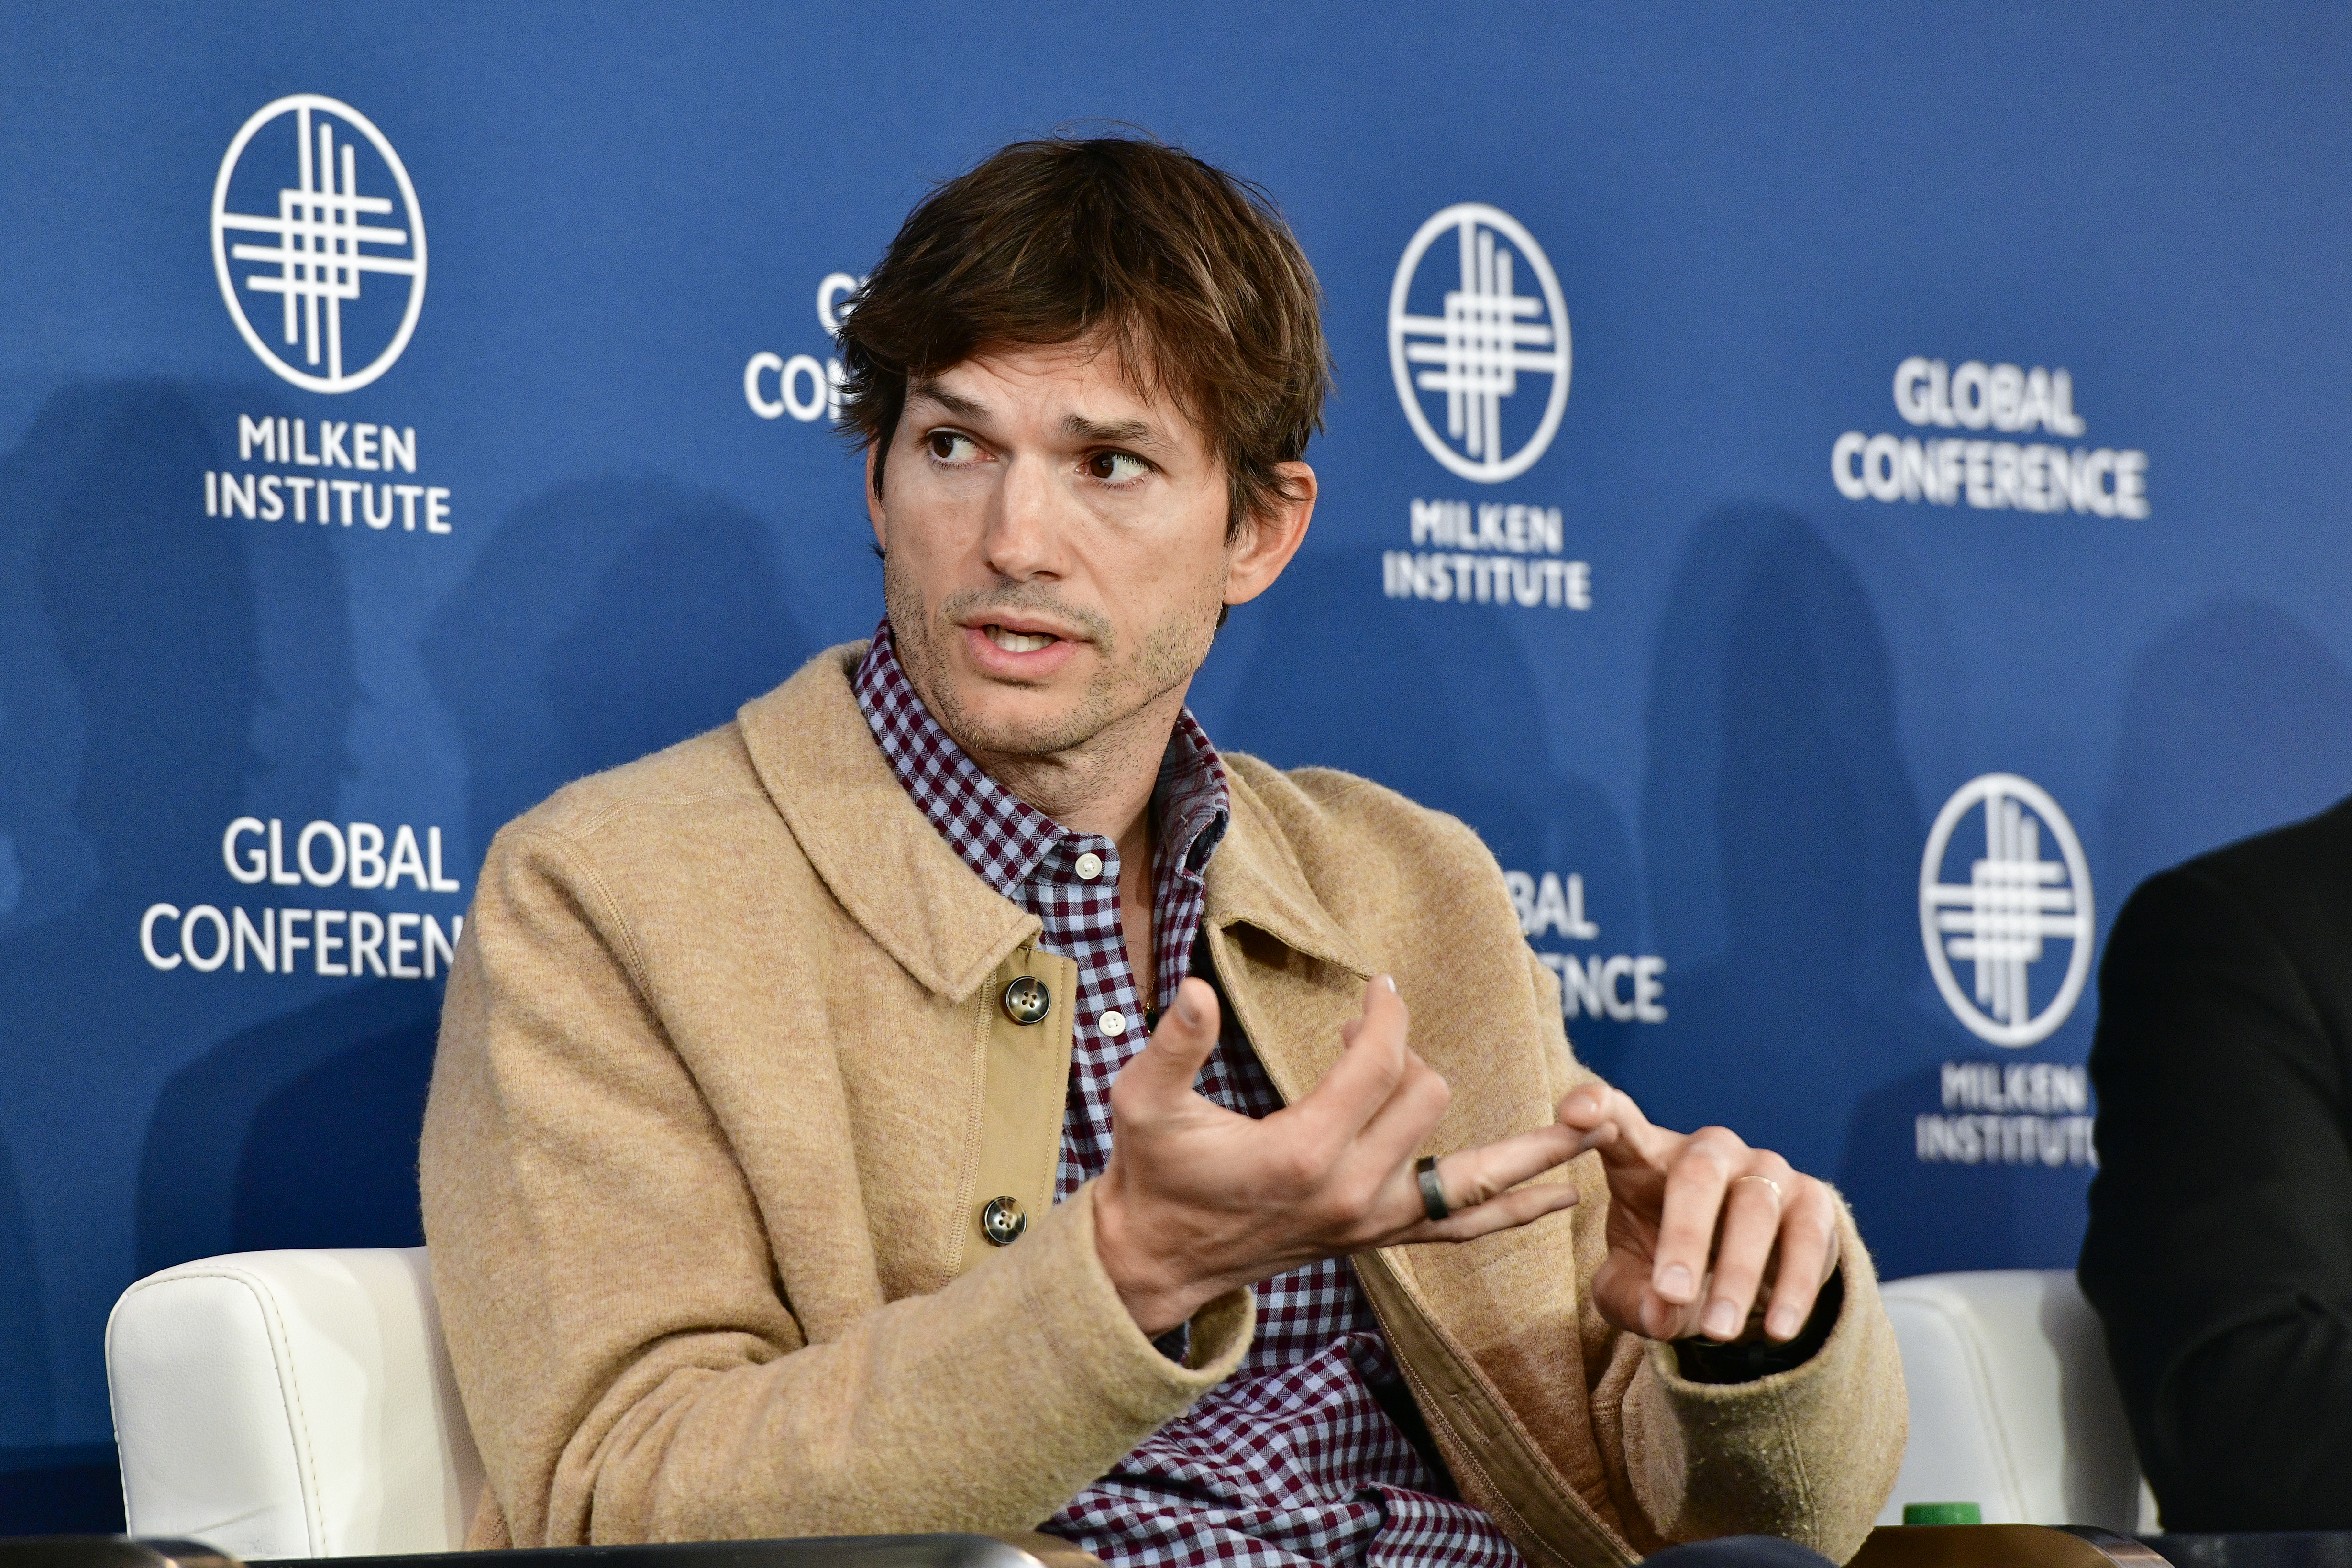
[1381,974,1398,993]
[1566,1092,1598,1119]
[1767,1306,1799,1340]
[1658,1263,1693,1301]
[1703,1301,1738,1338]
[1174,990,1202,1026]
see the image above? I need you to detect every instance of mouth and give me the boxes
[951,606,1093,679]
[981,623,1061,654]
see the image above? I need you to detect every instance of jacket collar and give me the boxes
[1203,780,1371,983]
[738,643,1040,1002]
[738,641,1369,1005]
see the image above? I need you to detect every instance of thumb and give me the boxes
[1117,977,1222,1106]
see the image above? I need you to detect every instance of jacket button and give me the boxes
[980,1195,1027,1246]
[1001,974,1051,1026]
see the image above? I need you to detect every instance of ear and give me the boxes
[865,443,887,552]
[1222,462,1316,608]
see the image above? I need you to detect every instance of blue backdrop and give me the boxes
[6,0,2352,1532]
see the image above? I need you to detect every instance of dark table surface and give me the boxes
[2145,1537,2352,1568]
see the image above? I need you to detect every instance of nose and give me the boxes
[981,451,1064,583]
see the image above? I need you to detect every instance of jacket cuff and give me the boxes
[1620,1194,1907,1560]
[1016,1180,1253,1425]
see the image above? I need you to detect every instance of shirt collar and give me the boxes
[1157,705,1230,879]
[853,618,1230,891]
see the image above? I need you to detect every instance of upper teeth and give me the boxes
[986,626,1055,652]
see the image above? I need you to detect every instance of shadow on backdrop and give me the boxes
[166,478,817,1271]
[1634,506,1988,1278]
[0,381,277,1523]
[146,482,814,1331]
[1216,549,1645,1082]
[2101,598,2352,894]
[140,984,445,1270]
[0,1137,51,1492]
[423,475,812,854]
[107,378,450,1286]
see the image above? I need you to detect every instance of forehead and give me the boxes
[913,339,1206,453]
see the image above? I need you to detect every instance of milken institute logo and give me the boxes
[211,94,427,394]
[1389,203,1571,484]
[1919,773,2095,1048]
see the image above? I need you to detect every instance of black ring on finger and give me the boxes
[1415,1154,1450,1221]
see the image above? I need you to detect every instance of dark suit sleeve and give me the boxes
[2079,864,2352,1529]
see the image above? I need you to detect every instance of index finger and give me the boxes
[1553,1082,1674,1168]
[1648,1129,1744,1313]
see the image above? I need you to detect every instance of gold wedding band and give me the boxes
[1733,1174,1784,1204]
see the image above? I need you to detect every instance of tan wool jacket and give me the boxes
[419,644,1906,1564]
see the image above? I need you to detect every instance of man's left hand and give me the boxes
[1553,1084,1841,1344]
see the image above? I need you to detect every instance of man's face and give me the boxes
[869,339,1303,766]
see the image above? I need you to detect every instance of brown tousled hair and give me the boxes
[837,135,1331,540]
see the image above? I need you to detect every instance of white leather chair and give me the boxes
[109,1251,2163,1553]
[107,1248,484,1559]
[1875,1269,2159,1531]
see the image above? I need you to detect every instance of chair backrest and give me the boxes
[107,1248,484,1559]
[1876,1269,2156,1530]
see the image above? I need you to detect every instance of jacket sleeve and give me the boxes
[1528,952,1908,1560]
[2079,865,2352,1529]
[419,823,1251,1548]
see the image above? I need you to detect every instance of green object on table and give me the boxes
[1901,1502,1984,1525]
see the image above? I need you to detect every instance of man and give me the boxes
[2080,795,2352,1528]
[420,137,1904,1568]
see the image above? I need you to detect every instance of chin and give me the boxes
[943,688,1099,758]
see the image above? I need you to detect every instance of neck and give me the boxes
[966,680,1188,847]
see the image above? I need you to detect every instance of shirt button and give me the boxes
[1074,851,1104,881]
[1100,1010,1127,1037]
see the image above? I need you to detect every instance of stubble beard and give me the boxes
[883,553,1224,787]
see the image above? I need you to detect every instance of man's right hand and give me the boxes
[1092,973,1586,1336]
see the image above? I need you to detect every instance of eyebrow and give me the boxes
[905,379,1166,451]
[1060,413,1163,449]
[906,379,987,421]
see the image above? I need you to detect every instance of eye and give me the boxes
[926,430,981,465]
[1085,450,1152,486]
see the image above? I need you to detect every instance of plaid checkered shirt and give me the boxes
[855,624,1524,1568]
